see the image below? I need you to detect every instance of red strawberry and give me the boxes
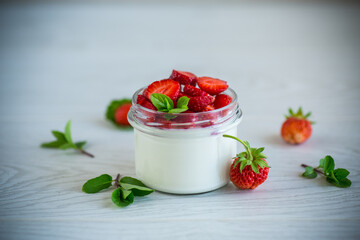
[197,76,228,95]
[178,92,190,99]
[114,103,132,126]
[106,99,133,127]
[137,95,157,110]
[144,79,180,101]
[183,85,208,97]
[214,94,232,109]
[188,96,214,112]
[224,135,269,189]
[281,107,313,144]
[204,104,215,111]
[170,70,197,86]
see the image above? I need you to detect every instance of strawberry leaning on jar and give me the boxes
[281,107,313,144]
[106,99,133,128]
[223,135,270,189]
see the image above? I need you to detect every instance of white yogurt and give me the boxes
[128,87,242,194]
[134,127,238,194]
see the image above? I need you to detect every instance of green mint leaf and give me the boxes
[41,141,64,148]
[177,96,190,109]
[75,141,87,149]
[169,108,188,114]
[323,155,335,174]
[59,143,77,150]
[82,174,113,193]
[64,120,73,144]
[111,188,134,207]
[164,114,177,121]
[150,93,174,111]
[52,131,67,142]
[251,162,259,174]
[302,166,317,179]
[333,168,350,180]
[164,97,173,111]
[41,130,68,148]
[119,177,154,196]
[334,178,352,188]
[120,183,154,196]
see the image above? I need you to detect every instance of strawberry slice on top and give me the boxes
[197,76,228,95]
[144,79,180,101]
[170,70,197,86]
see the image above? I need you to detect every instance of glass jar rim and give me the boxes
[128,87,242,137]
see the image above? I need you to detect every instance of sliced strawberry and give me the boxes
[114,103,132,126]
[188,96,214,112]
[183,85,208,97]
[204,104,215,111]
[137,95,157,110]
[144,79,180,101]
[170,70,197,86]
[214,94,232,109]
[178,92,190,99]
[197,76,228,95]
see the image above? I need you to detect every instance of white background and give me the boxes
[0,1,360,239]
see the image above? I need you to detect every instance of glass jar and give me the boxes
[128,87,242,194]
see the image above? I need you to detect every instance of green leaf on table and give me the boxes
[64,120,73,144]
[59,143,77,150]
[333,168,350,180]
[323,155,335,175]
[302,166,317,179]
[41,120,93,157]
[75,141,87,149]
[82,174,113,193]
[111,187,135,207]
[120,177,154,196]
[318,157,325,169]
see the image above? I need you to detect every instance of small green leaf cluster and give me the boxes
[302,155,351,188]
[223,135,269,174]
[105,98,133,129]
[150,93,189,120]
[41,120,93,157]
[82,174,154,207]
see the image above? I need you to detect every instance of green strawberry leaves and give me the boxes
[150,93,189,120]
[82,174,154,207]
[285,107,315,124]
[223,135,270,174]
[105,98,133,129]
[301,155,351,188]
[41,120,94,158]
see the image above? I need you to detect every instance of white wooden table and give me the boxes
[1,1,360,239]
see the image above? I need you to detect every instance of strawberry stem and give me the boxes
[223,135,253,161]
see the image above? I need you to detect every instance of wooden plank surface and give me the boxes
[0,1,360,239]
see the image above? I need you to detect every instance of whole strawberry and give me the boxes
[223,135,269,189]
[106,99,133,128]
[281,107,313,144]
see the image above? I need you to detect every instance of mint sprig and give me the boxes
[41,120,94,158]
[150,93,189,120]
[82,174,154,207]
[301,155,351,188]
